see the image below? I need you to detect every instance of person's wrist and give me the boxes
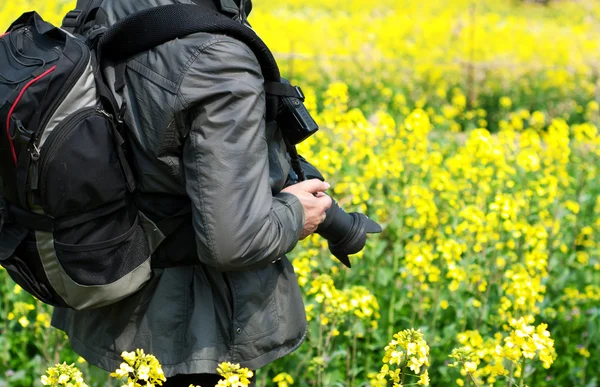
[276,192,305,238]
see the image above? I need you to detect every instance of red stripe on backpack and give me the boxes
[5,65,57,165]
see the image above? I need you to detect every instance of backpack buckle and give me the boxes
[87,25,107,42]
[62,10,83,31]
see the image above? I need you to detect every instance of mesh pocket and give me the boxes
[53,204,150,286]
[0,226,61,305]
[54,223,149,286]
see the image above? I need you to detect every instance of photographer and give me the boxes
[51,0,379,385]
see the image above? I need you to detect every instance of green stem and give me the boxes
[317,318,324,387]
[506,362,515,387]
[322,316,339,355]
[416,286,425,322]
[365,327,372,378]
[387,244,401,340]
[476,273,492,330]
[351,332,358,387]
[518,358,527,387]
[388,288,396,340]
[468,372,481,387]
[429,287,441,339]
[346,345,351,387]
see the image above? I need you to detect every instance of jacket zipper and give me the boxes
[35,107,103,197]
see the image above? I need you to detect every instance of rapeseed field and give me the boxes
[1,1,599,386]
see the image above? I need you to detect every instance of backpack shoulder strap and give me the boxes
[97,3,281,83]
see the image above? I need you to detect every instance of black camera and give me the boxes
[287,158,382,268]
[274,80,381,267]
[275,79,319,145]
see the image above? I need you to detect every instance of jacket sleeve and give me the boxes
[178,36,305,272]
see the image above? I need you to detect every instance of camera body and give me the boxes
[276,79,318,145]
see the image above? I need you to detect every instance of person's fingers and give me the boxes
[299,179,330,194]
[317,193,333,209]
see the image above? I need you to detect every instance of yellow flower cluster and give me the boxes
[214,362,254,387]
[450,331,510,385]
[291,74,597,383]
[42,355,254,387]
[41,363,88,387]
[110,349,167,387]
[500,318,556,370]
[272,372,294,387]
[306,274,380,330]
[7,300,35,328]
[449,317,557,386]
[377,329,430,387]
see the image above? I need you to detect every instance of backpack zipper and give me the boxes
[5,65,58,166]
[27,37,91,190]
[29,38,90,163]
[33,107,100,197]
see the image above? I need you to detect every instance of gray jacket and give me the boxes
[52,0,308,376]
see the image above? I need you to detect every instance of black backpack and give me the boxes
[0,1,307,310]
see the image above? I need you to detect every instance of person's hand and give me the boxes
[282,179,333,240]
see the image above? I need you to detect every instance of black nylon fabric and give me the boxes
[55,221,150,286]
[0,226,65,306]
[134,193,197,268]
[0,13,89,207]
[0,12,155,309]
[97,4,280,82]
[40,111,128,217]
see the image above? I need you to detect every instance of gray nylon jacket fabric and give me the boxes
[51,0,308,376]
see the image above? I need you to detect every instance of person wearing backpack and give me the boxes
[0,0,381,384]
[51,0,332,385]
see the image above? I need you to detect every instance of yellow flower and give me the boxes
[378,329,430,384]
[215,362,253,387]
[464,362,477,373]
[272,372,294,387]
[500,97,512,109]
[18,316,29,328]
[41,363,88,387]
[564,200,580,214]
[110,349,166,387]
